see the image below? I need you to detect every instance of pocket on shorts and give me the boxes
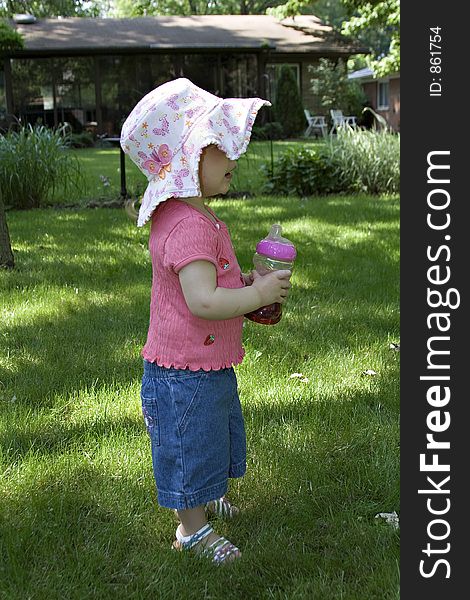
[171,372,208,435]
[141,377,160,446]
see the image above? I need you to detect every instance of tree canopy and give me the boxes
[0,1,104,17]
[341,0,399,76]
[269,0,400,76]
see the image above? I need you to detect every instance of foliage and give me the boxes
[251,120,284,141]
[69,131,95,148]
[328,126,399,193]
[263,127,399,196]
[0,19,23,54]
[271,0,399,77]
[341,0,400,76]
[308,57,367,117]
[273,65,305,138]
[0,124,81,209]
[0,1,103,17]
[109,0,282,17]
[262,146,340,196]
[300,0,350,28]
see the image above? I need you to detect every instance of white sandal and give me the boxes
[174,496,240,522]
[205,496,240,519]
[172,523,241,565]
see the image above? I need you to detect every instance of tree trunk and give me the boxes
[0,193,15,269]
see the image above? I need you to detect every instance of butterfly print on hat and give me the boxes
[182,143,195,157]
[208,118,217,129]
[139,144,173,179]
[221,103,233,117]
[186,105,203,119]
[166,94,180,110]
[129,133,141,148]
[173,168,190,189]
[152,115,170,137]
[223,119,240,134]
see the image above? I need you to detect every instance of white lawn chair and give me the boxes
[329,109,357,134]
[304,109,327,138]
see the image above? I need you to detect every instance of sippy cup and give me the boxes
[244,224,296,325]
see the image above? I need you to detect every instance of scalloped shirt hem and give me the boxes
[141,348,245,372]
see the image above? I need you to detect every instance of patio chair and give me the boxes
[304,109,327,138]
[329,109,357,134]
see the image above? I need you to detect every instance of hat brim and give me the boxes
[136,97,271,227]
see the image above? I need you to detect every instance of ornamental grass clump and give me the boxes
[329,127,400,195]
[0,124,81,209]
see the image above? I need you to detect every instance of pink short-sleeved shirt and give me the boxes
[142,199,245,371]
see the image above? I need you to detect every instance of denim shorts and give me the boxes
[141,360,247,510]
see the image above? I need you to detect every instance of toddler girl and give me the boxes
[121,78,292,565]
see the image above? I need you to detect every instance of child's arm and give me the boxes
[179,260,291,320]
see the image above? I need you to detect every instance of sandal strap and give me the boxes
[208,537,240,564]
[176,523,213,550]
[205,496,239,518]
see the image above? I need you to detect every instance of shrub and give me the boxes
[252,121,284,141]
[0,124,81,209]
[261,147,340,196]
[69,131,95,148]
[262,128,400,196]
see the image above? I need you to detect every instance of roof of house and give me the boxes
[9,14,368,57]
[348,67,400,81]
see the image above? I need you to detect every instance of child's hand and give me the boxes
[242,271,255,286]
[251,269,292,306]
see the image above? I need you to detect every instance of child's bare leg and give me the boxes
[177,505,207,536]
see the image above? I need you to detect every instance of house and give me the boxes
[348,67,400,132]
[1,14,367,135]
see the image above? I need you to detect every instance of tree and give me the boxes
[268,0,400,77]
[109,0,283,17]
[0,191,14,269]
[309,57,366,117]
[341,0,399,76]
[0,18,23,53]
[0,1,104,17]
[273,65,305,138]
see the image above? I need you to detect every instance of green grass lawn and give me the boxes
[64,139,323,204]
[0,194,399,599]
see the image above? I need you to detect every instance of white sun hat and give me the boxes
[120,77,271,227]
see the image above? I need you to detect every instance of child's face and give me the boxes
[199,145,237,197]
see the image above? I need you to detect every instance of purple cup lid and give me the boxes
[256,224,297,261]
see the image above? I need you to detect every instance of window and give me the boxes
[219,54,258,97]
[10,57,95,130]
[99,54,174,135]
[377,80,390,110]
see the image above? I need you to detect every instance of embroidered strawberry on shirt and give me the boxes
[204,335,215,346]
